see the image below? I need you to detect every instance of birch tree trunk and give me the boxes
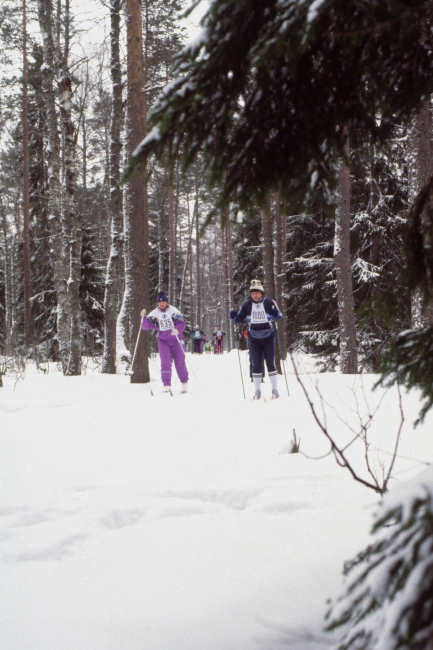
[408,100,433,327]
[334,144,358,374]
[59,72,82,375]
[22,0,32,349]
[102,0,124,374]
[123,0,150,383]
[37,0,70,371]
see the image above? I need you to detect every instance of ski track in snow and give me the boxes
[0,351,432,650]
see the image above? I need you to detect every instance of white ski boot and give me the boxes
[253,390,261,401]
[163,385,171,393]
[272,389,279,400]
[181,382,188,394]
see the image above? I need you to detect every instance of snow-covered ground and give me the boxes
[1,351,432,650]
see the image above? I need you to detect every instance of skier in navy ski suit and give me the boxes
[230,279,282,400]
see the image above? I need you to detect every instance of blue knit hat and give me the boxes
[157,291,168,303]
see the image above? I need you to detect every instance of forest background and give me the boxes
[0,0,432,391]
[4,0,433,647]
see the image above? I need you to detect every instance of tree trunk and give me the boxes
[226,214,235,351]
[178,211,194,314]
[274,195,287,358]
[221,222,230,351]
[261,198,282,372]
[123,0,150,383]
[408,101,433,327]
[168,178,175,301]
[22,0,32,349]
[37,0,69,371]
[280,205,288,357]
[59,73,82,375]
[370,141,382,370]
[334,143,358,374]
[195,181,201,325]
[261,200,276,296]
[187,193,194,325]
[1,205,12,354]
[102,0,124,374]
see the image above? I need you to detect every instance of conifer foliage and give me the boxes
[327,468,433,650]
[126,0,433,211]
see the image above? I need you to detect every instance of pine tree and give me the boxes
[326,467,433,650]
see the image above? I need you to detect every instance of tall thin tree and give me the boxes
[22,0,32,348]
[37,0,69,371]
[123,0,149,383]
[102,0,124,374]
[334,142,358,373]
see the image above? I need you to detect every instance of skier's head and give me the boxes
[250,279,265,302]
[157,291,169,309]
[195,325,199,330]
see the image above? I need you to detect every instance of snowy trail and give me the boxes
[1,352,432,650]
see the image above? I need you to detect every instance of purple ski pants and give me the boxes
[158,336,189,386]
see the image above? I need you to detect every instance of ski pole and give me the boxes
[130,316,144,374]
[276,325,290,396]
[175,334,203,391]
[233,325,246,399]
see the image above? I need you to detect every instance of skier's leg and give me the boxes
[263,334,278,395]
[172,338,189,384]
[158,338,173,386]
[249,337,265,394]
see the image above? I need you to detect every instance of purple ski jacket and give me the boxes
[141,305,187,340]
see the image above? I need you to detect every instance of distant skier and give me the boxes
[212,325,226,354]
[230,279,282,400]
[191,325,206,354]
[140,291,189,393]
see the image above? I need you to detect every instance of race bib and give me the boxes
[217,329,222,337]
[159,313,174,331]
[194,331,201,339]
[250,302,269,324]
[148,305,177,331]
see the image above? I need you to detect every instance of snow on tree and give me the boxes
[327,466,433,650]
[125,0,433,213]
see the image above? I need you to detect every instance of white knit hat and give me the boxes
[249,279,265,294]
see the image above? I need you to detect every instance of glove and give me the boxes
[140,309,147,316]
[268,306,279,318]
[230,310,238,320]
[171,328,179,336]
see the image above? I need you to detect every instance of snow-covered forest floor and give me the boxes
[1,351,432,650]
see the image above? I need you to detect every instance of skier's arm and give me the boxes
[172,313,186,336]
[266,298,282,321]
[141,316,158,331]
[230,301,249,324]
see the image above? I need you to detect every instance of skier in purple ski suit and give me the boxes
[141,291,189,393]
